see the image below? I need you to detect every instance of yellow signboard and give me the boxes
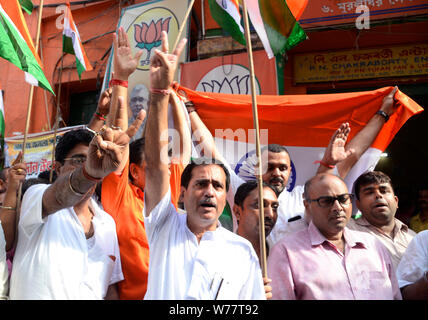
[294,44,428,83]
[5,126,85,179]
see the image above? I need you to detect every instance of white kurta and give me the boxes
[0,223,8,299]
[396,230,428,289]
[267,185,305,246]
[9,184,123,300]
[143,189,265,300]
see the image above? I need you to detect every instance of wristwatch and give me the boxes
[376,110,390,122]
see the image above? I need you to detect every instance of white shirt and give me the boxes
[10,184,123,300]
[267,185,305,246]
[396,230,428,289]
[0,224,8,299]
[143,189,266,300]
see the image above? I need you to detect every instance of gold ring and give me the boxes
[16,168,25,174]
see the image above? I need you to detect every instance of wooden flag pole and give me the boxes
[49,53,64,183]
[241,0,267,277]
[172,0,195,52]
[39,38,52,131]
[16,0,45,242]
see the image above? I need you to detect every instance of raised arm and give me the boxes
[169,90,191,166]
[87,87,112,132]
[336,86,398,178]
[42,100,138,218]
[144,32,187,216]
[317,87,398,178]
[106,26,143,128]
[186,103,227,164]
[0,153,26,251]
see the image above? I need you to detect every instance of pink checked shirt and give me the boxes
[267,221,402,300]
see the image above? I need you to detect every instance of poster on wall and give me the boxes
[180,50,279,95]
[102,0,191,139]
[4,125,86,179]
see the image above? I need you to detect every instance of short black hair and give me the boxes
[129,138,145,182]
[180,157,230,192]
[234,180,279,207]
[55,129,93,164]
[353,171,393,200]
[261,144,290,157]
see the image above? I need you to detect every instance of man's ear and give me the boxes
[233,205,242,225]
[179,186,186,207]
[356,199,361,211]
[55,161,63,175]
[129,163,139,181]
[303,199,311,211]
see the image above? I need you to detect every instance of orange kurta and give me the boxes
[101,161,183,300]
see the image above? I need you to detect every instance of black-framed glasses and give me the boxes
[306,193,354,208]
[63,156,87,166]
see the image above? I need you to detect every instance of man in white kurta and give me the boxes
[10,184,123,300]
[144,189,265,300]
[396,230,428,299]
[0,224,8,300]
[143,33,265,300]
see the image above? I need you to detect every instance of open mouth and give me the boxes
[373,202,388,209]
[200,203,216,209]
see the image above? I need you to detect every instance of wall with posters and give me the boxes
[180,50,278,95]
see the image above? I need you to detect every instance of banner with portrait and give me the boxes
[102,0,191,139]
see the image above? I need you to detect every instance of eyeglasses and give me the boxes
[306,193,354,208]
[63,156,87,166]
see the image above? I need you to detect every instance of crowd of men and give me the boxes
[0,29,426,300]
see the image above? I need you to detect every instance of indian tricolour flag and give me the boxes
[245,0,307,58]
[208,0,246,45]
[0,0,53,93]
[62,2,93,79]
[208,0,307,59]
[178,85,423,194]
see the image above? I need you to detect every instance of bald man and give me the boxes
[268,173,401,300]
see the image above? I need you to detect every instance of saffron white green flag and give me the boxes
[0,0,53,93]
[62,2,93,79]
[208,0,246,45]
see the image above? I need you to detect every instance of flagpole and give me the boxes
[49,54,64,183]
[241,0,267,277]
[39,38,52,131]
[172,0,195,52]
[16,0,45,242]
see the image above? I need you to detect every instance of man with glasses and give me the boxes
[267,173,401,300]
[9,123,139,299]
[347,171,415,270]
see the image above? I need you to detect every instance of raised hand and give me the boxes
[322,122,355,166]
[8,152,26,190]
[379,86,398,116]
[85,97,142,179]
[150,31,187,90]
[113,26,143,80]
[97,87,112,116]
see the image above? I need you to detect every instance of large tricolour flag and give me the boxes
[178,85,423,194]
[0,0,53,93]
[62,2,93,79]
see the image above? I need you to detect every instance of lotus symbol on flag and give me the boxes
[134,17,171,66]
